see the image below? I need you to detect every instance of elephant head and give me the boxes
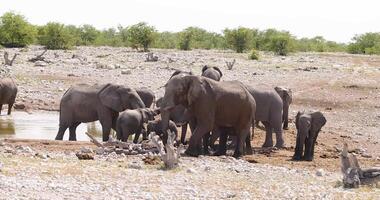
[140,108,160,122]
[201,65,223,81]
[274,86,292,129]
[98,84,145,112]
[169,70,193,79]
[160,75,204,131]
[293,111,326,161]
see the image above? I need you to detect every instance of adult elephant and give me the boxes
[293,111,326,161]
[201,65,223,81]
[245,85,285,148]
[156,70,193,145]
[274,86,292,130]
[160,75,256,157]
[136,87,155,108]
[55,83,145,141]
[0,78,18,115]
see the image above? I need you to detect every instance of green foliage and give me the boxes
[37,22,74,49]
[256,29,295,55]
[79,24,99,45]
[269,34,293,56]
[248,49,259,60]
[223,27,255,53]
[125,22,156,51]
[177,29,193,50]
[94,28,123,47]
[347,32,380,54]
[0,12,36,47]
[153,31,177,49]
[296,36,346,52]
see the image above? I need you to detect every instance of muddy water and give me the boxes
[0,112,104,141]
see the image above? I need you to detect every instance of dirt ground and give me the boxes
[0,46,379,197]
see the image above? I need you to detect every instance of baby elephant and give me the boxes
[146,119,178,145]
[293,111,326,161]
[116,108,159,143]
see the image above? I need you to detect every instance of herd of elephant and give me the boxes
[0,65,327,160]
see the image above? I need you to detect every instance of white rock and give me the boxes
[316,169,324,177]
[187,168,196,174]
[80,147,93,154]
[35,61,47,67]
[121,70,132,75]
[128,162,142,169]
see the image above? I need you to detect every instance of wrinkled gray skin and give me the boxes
[116,108,159,143]
[293,111,326,161]
[55,83,145,141]
[136,87,155,108]
[160,75,256,158]
[146,119,178,145]
[201,65,223,81]
[156,70,193,145]
[0,78,18,115]
[274,86,292,130]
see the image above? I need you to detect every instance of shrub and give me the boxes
[79,24,99,45]
[248,49,259,60]
[223,27,254,53]
[153,31,177,49]
[178,29,193,50]
[94,28,123,47]
[0,12,36,47]
[37,22,74,49]
[126,22,156,51]
[269,35,293,56]
[347,33,380,54]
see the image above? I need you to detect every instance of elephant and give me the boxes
[293,111,326,161]
[136,87,155,108]
[0,78,18,115]
[160,75,256,157]
[274,86,292,130]
[146,119,178,145]
[116,108,159,143]
[55,83,145,141]
[201,65,223,81]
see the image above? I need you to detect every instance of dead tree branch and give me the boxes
[28,49,49,62]
[4,51,19,66]
[151,130,180,169]
[341,143,380,188]
[226,59,236,70]
[146,52,158,62]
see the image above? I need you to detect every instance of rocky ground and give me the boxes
[0,46,380,198]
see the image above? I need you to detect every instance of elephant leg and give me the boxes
[99,119,112,142]
[214,128,228,156]
[0,104,2,115]
[69,122,80,141]
[202,132,210,155]
[209,129,220,150]
[262,121,273,147]
[274,130,285,148]
[180,123,188,145]
[233,134,245,158]
[7,102,14,115]
[292,135,303,160]
[303,136,314,161]
[133,127,143,144]
[55,125,69,140]
[244,128,253,155]
[141,128,148,141]
[185,125,209,157]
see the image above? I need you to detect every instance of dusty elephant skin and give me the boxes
[0,78,18,115]
[293,111,327,161]
[136,87,155,108]
[274,86,293,130]
[146,119,178,145]
[160,75,256,158]
[201,65,223,81]
[55,83,146,141]
[116,108,159,143]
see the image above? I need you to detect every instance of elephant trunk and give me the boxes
[293,129,307,160]
[131,97,146,109]
[283,104,289,129]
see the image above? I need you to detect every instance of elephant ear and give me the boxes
[187,77,204,106]
[201,65,209,74]
[170,70,183,79]
[310,111,326,134]
[295,111,302,130]
[140,109,149,122]
[98,84,123,112]
[213,67,223,77]
[287,89,293,104]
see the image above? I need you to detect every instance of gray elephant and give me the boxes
[136,87,155,108]
[146,119,178,145]
[201,65,223,81]
[274,86,292,130]
[0,78,18,115]
[116,108,159,143]
[293,111,326,161]
[160,75,256,157]
[55,83,145,141]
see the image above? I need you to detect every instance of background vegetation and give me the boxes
[0,11,379,55]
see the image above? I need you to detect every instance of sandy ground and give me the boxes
[0,46,379,198]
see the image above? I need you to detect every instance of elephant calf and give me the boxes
[146,119,178,145]
[293,111,326,161]
[0,78,18,115]
[116,108,159,143]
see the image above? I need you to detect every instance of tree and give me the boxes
[223,27,254,53]
[177,29,193,50]
[347,32,380,54]
[126,22,156,51]
[0,12,36,47]
[79,24,99,45]
[37,22,74,49]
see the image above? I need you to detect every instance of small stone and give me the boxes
[187,168,196,174]
[0,162,2,172]
[14,103,26,110]
[121,70,132,75]
[128,162,142,169]
[95,147,105,155]
[76,152,94,160]
[316,169,324,176]
[204,166,211,171]
[361,153,372,158]
[35,153,48,159]
[80,147,93,154]
[35,61,47,67]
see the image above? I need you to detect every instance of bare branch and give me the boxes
[226,59,236,70]
[29,49,48,62]
[4,51,19,66]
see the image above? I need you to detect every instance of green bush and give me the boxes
[94,28,123,47]
[223,27,254,53]
[0,12,36,47]
[269,35,293,56]
[153,31,177,49]
[37,22,74,49]
[347,33,380,54]
[178,29,193,50]
[79,24,99,45]
[248,49,259,60]
[126,22,156,51]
